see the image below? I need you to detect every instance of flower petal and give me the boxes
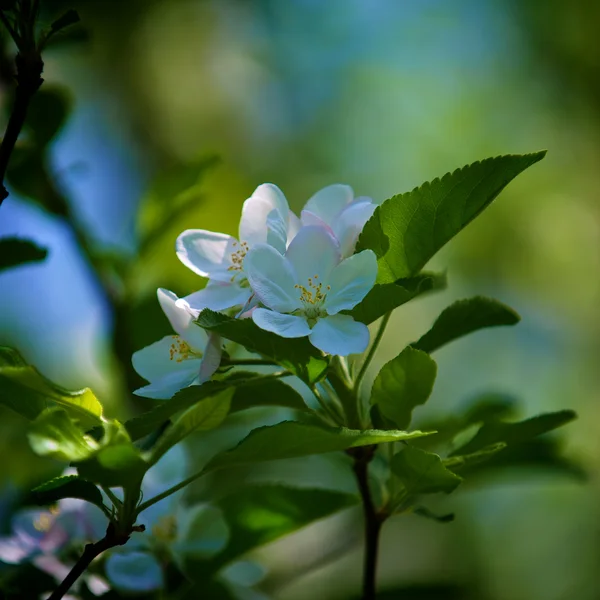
[324,250,378,314]
[132,336,199,382]
[287,211,301,245]
[333,200,376,257]
[133,363,201,400]
[176,229,238,282]
[0,536,32,564]
[285,225,341,285]
[239,183,289,253]
[309,314,369,355]
[303,184,353,225]
[198,333,222,382]
[184,282,252,312]
[252,308,311,338]
[157,289,208,351]
[244,244,300,312]
[105,551,164,592]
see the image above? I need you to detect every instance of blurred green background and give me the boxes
[1,0,599,598]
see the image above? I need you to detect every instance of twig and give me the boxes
[354,311,392,393]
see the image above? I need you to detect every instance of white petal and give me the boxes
[0,536,32,563]
[285,225,341,285]
[324,250,378,314]
[333,200,376,257]
[184,282,252,312]
[309,315,370,355]
[303,184,353,225]
[105,551,164,592]
[176,229,238,282]
[300,209,334,233]
[239,183,289,253]
[244,244,301,312]
[252,308,311,338]
[133,364,201,399]
[157,289,209,350]
[198,333,222,382]
[286,211,301,245]
[132,336,199,382]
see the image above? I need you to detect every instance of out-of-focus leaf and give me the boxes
[371,347,437,429]
[28,408,99,462]
[0,346,103,428]
[0,238,47,272]
[357,152,546,283]
[412,297,520,354]
[197,310,328,384]
[150,389,233,464]
[451,410,577,456]
[205,421,434,473]
[49,9,80,34]
[349,272,447,325]
[32,475,105,511]
[351,584,467,599]
[443,443,506,472]
[413,506,455,523]
[391,446,463,495]
[25,86,71,148]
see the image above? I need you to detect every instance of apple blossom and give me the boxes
[132,288,222,399]
[301,184,375,257]
[176,183,300,311]
[244,226,377,356]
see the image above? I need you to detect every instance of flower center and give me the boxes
[34,506,60,532]
[169,336,201,362]
[295,274,330,320]
[152,514,177,543]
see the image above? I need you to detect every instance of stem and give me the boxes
[349,446,383,600]
[310,383,343,425]
[0,51,44,205]
[354,311,392,393]
[47,523,131,600]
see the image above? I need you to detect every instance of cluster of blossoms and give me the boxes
[133,184,378,399]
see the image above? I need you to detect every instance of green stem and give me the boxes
[354,311,392,393]
[311,383,343,425]
[101,486,123,508]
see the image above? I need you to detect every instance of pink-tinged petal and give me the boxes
[333,201,376,257]
[244,245,301,312]
[105,551,164,592]
[184,283,252,313]
[85,573,110,596]
[286,211,301,245]
[303,184,353,225]
[300,209,335,235]
[132,336,199,382]
[176,229,238,282]
[239,184,289,253]
[324,250,378,314]
[133,364,201,399]
[309,315,369,356]
[285,225,341,285]
[0,536,33,564]
[198,333,222,382]
[252,308,311,338]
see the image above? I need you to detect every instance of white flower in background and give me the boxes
[300,184,375,257]
[244,226,377,356]
[176,183,300,312]
[132,288,222,399]
[105,445,228,593]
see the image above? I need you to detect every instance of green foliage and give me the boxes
[349,272,447,325]
[25,87,71,148]
[32,475,105,511]
[227,373,308,413]
[412,296,520,354]
[357,152,546,283]
[0,238,47,272]
[197,310,328,383]
[371,347,437,429]
[451,410,577,456]
[204,421,433,473]
[443,443,507,471]
[149,389,233,464]
[0,346,103,429]
[391,446,463,495]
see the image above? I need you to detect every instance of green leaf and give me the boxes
[371,347,437,429]
[0,238,47,272]
[391,446,463,495]
[25,87,71,148]
[150,389,233,464]
[412,297,520,354]
[451,410,577,456]
[49,9,80,34]
[28,408,99,462]
[443,443,507,471]
[205,421,434,473]
[0,346,103,428]
[197,310,328,383]
[357,152,546,283]
[32,475,105,511]
[349,272,447,325]
[412,506,455,523]
[227,373,308,413]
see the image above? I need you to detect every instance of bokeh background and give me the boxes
[1,0,599,598]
